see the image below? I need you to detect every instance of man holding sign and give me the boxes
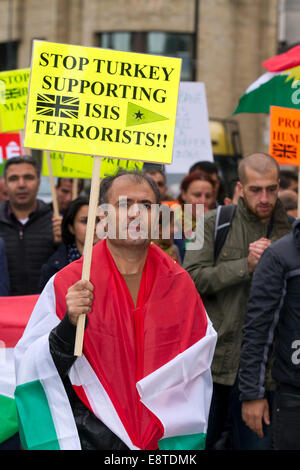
[13,40,215,450]
[14,170,217,450]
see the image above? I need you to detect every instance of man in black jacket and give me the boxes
[239,218,300,450]
[0,156,56,295]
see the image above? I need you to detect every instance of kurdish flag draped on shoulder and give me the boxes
[233,44,300,114]
[14,239,217,450]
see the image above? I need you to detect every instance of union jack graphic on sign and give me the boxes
[36,94,79,118]
[5,88,22,100]
[272,143,297,160]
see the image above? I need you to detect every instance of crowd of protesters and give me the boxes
[0,153,300,451]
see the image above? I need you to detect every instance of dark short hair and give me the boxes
[99,169,161,205]
[279,169,298,189]
[279,174,291,190]
[143,167,166,183]
[57,177,84,193]
[279,169,298,183]
[61,196,89,245]
[4,155,40,179]
[189,161,218,175]
[225,178,239,199]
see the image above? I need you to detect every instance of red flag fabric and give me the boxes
[53,239,208,450]
[263,44,300,72]
[0,295,39,347]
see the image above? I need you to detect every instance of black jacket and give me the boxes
[39,243,69,291]
[239,219,300,401]
[0,200,57,295]
[49,315,129,450]
[0,237,9,295]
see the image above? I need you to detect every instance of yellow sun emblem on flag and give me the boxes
[282,65,300,85]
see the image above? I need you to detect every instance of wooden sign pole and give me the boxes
[72,178,79,200]
[20,130,32,156]
[46,151,59,217]
[74,155,102,356]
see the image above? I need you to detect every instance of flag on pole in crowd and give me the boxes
[0,295,39,443]
[14,240,217,450]
[233,45,300,114]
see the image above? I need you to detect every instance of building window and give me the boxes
[278,0,300,53]
[0,41,18,71]
[98,32,195,81]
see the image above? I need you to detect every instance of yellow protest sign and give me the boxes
[42,151,91,178]
[24,41,181,164]
[100,158,143,177]
[0,68,30,132]
[63,153,143,177]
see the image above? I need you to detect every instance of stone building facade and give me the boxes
[0,0,279,156]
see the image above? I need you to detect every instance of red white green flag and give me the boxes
[14,240,217,450]
[233,45,300,114]
[0,295,39,443]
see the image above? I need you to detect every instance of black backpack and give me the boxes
[213,205,237,265]
[213,204,295,265]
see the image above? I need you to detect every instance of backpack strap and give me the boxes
[214,205,237,264]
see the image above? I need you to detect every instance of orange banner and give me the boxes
[269,106,300,166]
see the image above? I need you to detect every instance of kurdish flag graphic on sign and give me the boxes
[24,41,181,165]
[14,240,216,450]
[126,102,168,127]
[0,295,39,443]
[233,45,300,114]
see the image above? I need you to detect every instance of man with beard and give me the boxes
[0,156,56,295]
[184,153,293,450]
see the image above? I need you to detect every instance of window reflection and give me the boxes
[99,32,195,81]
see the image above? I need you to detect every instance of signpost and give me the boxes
[24,40,181,355]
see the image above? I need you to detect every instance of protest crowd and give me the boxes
[0,150,300,451]
[1,4,300,451]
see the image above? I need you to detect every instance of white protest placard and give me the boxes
[166,82,213,174]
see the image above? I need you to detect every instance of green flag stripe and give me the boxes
[233,74,297,114]
[0,394,18,443]
[158,433,206,450]
[15,380,60,450]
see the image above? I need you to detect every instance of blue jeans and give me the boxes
[272,383,300,450]
[205,378,273,450]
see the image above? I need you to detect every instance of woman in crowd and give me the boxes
[174,171,216,262]
[39,196,99,291]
